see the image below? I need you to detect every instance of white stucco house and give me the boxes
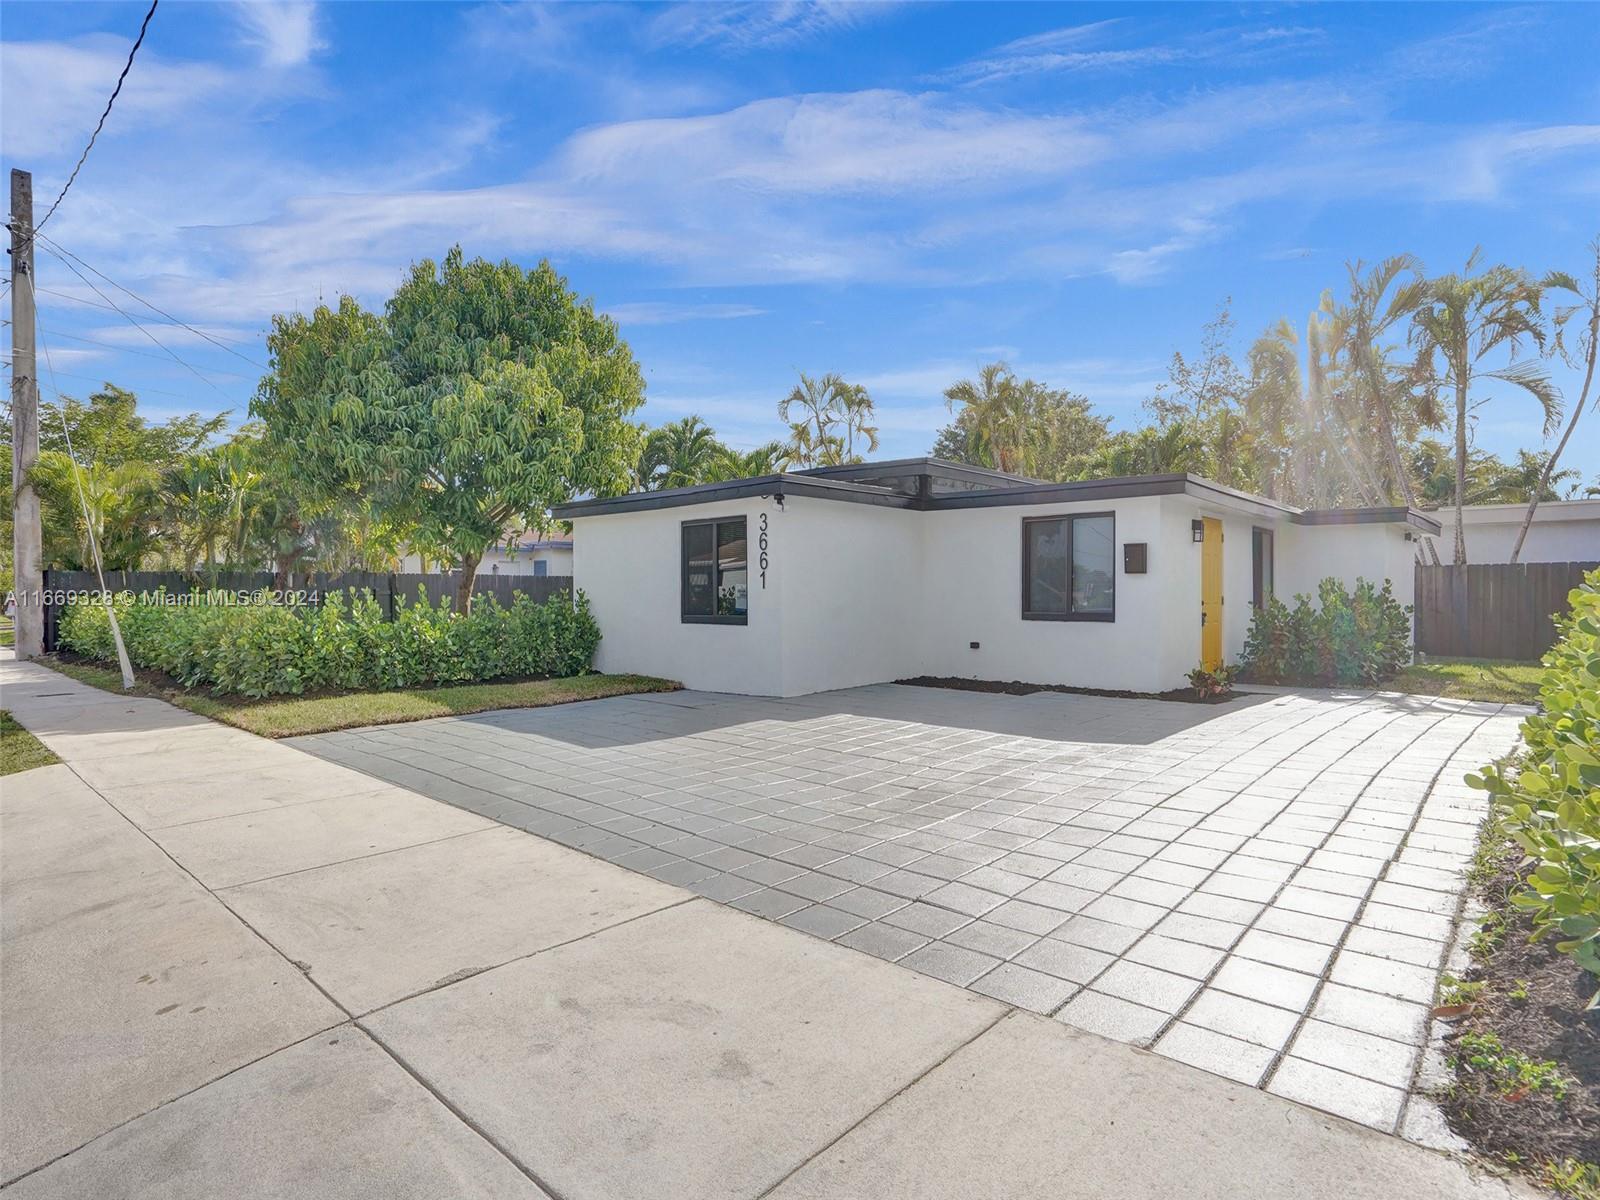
[553,458,1438,698]
[1423,499,1600,564]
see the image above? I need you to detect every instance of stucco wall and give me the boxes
[570,492,1424,696]
[573,497,785,694]
[1428,502,1600,564]
[776,498,924,696]
[918,496,1173,693]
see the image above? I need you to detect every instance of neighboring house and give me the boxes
[553,458,1435,698]
[399,538,574,577]
[1422,500,1600,564]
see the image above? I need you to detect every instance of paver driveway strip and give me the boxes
[296,681,1526,1132]
[2,654,1532,1198]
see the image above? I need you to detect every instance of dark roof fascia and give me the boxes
[551,474,917,519]
[925,473,1303,519]
[1294,507,1443,535]
[554,465,1439,532]
[797,457,1043,488]
[926,474,1190,509]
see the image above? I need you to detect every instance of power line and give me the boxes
[0,359,218,402]
[38,234,266,365]
[37,242,226,395]
[23,327,253,379]
[35,0,160,235]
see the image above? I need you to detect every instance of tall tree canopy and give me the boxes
[252,248,646,609]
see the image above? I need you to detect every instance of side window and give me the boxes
[682,517,749,624]
[1252,527,1274,609]
[1023,513,1115,621]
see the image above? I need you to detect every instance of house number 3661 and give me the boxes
[759,512,770,588]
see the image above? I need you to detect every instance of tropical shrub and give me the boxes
[58,587,602,698]
[1241,577,1411,685]
[1468,570,1600,1003]
[1187,662,1236,698]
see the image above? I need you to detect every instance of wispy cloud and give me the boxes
[647,1,899,52]
[603,302,767,326]
[233,1,325,68]
[940,19,1325,86]
[0,36,230,157]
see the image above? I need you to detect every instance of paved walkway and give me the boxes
[295,682,1525,1135]
[0,654,1532,1198]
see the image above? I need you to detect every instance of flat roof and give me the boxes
[552,457,1439,532]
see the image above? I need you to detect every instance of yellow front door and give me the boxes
[1201,517,1223,669]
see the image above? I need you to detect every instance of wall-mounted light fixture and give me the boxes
[1191,519,1205,543]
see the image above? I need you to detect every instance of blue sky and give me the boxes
[4,2,1598,472]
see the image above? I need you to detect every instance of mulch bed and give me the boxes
[1439,840,1599,1181]
[893,675,1240,705]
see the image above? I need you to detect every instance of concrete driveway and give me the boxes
[296,682,1526,1135]
[2,654,1531,1199]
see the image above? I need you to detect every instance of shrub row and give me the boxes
[1241,577,1412,686]
[1469,569,1600,998]
[59,587,601,697]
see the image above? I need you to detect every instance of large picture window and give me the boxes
[682,517,748,624]
[1022,513,1115,621]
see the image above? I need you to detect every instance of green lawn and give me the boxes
[0,711,61,775]
[41,657,680,738]
[1389,657,1545,704]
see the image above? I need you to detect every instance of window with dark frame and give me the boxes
[682,517,749,624]
[1022,513,1115,621]
[1252,527,1274,609]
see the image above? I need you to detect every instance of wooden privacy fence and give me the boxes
[1414,561,1598,662]
[40,569,573,652]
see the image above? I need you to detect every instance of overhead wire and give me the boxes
[37,242,228,395]
[34,0,160,235]
[37,234,266,366]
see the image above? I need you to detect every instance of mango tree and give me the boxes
[253,248,645,611]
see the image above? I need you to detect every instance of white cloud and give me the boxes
[941,20,1326,86]
[648,2,898,52]
[558,90,1105,195]
[0,36,230,158]
[603,302,766,326]
[233,1,325,68]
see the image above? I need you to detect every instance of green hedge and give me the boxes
[1469,569,1600,999]
[59,588,602,698]
[1241,577,1412,685]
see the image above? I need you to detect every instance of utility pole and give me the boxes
[9,168,43,659]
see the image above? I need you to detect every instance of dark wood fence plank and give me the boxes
[1415,561,1596,661]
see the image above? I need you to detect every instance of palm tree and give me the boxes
[836,381,879,463]
[1410,253,1560,563]
[1334,256,1443,561]
[779,373,850,468]
[638,417,727,490]
[1243,313,1380,508]
[30,453,161,571]
[711,441,791,481]
[1512,240,1599,562]
[943,363,1030,474]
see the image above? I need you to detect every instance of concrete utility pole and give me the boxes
[9,168,44,659]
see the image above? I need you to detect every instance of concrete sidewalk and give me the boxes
[0,654,1532,1198]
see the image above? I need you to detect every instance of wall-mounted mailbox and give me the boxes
[1123,543,1148,574]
